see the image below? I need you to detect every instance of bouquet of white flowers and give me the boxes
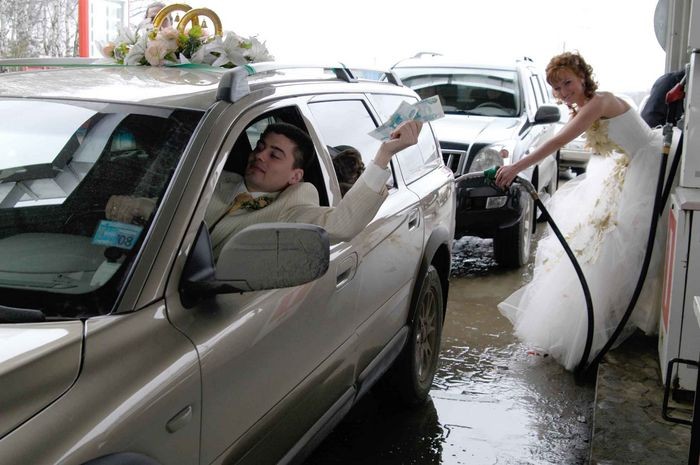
[100,20,273,68]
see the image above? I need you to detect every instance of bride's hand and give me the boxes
[495,165,520,188]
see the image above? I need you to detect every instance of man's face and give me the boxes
[244,132,303,193]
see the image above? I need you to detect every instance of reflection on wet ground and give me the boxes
[305,234,595,465]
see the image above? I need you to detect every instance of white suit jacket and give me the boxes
[206,171,388,257]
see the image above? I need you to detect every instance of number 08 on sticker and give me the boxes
[92,220,143,250]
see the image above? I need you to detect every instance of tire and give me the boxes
[493,189,533,268]
[385,265,444,405]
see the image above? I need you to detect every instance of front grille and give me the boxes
[441,149,466,174]
[440,142,488,175]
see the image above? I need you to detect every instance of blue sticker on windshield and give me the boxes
[92,220,143,250]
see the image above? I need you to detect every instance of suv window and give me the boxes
[0,99,202,315]
[393,66,521,117]
[308,99,395,189]
[370,93,442,184]
[529,75,542,107]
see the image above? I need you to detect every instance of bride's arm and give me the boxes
[495,95,616,187]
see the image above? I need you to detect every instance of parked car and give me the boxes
[556,104,590,175]
[0,59,456,465]
[392,54,561,267]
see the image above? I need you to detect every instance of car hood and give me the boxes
[0,321,83,438]
[430,114,521,146]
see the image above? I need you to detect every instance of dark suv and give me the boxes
[392,54,561,267]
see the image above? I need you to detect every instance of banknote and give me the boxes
[413,95,445,122]
[368,97,444,140]
[368,101,417,140]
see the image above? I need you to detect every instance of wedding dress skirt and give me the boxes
[498,109,666,371]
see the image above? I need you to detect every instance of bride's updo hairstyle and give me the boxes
[546,52,598,100]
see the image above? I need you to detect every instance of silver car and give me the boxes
[0,61,456,464]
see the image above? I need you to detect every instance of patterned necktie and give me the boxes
[227,192,255,215]
[227,192,275,215]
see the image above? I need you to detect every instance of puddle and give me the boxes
[305,233,594,465]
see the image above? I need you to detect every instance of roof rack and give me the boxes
[411,51,443,58]
[0,57,105,68]
[216,62,402,103]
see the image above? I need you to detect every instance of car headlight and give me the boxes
[469,141,516,173]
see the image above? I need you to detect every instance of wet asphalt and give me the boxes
[304,229,596,465]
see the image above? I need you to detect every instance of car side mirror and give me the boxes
[179,222,330,308]
[533,104,561,125]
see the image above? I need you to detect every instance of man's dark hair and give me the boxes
[331,146,365,196]
[262,122,314,170]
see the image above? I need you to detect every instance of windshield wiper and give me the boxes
[445,109,480,116]
[0,304,46,323]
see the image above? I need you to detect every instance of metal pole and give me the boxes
[78,0,89,57]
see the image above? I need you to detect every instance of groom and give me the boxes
[106,120,423,258]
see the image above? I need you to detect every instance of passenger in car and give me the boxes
[330,145,365,196]
[106,120,422,258]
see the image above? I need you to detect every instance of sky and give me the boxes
[204,0,667,93]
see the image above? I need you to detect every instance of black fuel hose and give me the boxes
[578,124,679,380]
[486,124,681,383]
[484,130,683,384]
[509,178,596,384]
[481,168,595,383]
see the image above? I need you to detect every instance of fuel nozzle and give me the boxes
[482,165,537,198]
[484,166,499,183]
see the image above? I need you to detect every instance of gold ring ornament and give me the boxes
[152,4,196,29]
[177,8,223,37]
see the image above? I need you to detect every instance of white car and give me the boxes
[392,55,561,268]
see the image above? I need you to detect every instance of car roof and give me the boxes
[0,61,406,110]
[391,54,532,72]
[0,65,224,110]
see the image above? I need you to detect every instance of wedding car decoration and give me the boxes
[100,4,273,67]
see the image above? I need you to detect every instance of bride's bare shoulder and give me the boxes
[591,92,630,117]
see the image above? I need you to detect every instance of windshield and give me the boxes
[0,98,202,319]
[394,66,521,117]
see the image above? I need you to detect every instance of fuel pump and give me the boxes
[659,48,700,400]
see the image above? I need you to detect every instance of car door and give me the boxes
[165,102,360,465]
[304,95,424,376]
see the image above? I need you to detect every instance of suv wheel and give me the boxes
[493,190,533,268]
[383,264,444,405]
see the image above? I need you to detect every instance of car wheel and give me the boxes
[493,189,533,268]
[384,264,444,405]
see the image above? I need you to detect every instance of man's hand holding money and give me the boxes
[373,120,423,169]
[369,96,444,140]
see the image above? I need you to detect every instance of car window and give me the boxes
[533,74,550,103]
[308,99,395,189]
[522,71,538,114]
[370,93,442,184]
[529,74,544,107]
[219,106,331,206]
[0,98,202,315]
[393,66,521,117]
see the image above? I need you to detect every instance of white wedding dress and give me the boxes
[498,108,666,371]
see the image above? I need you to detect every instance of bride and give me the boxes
[495,52,666,371]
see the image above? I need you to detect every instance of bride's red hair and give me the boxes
[546,52,598,101]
